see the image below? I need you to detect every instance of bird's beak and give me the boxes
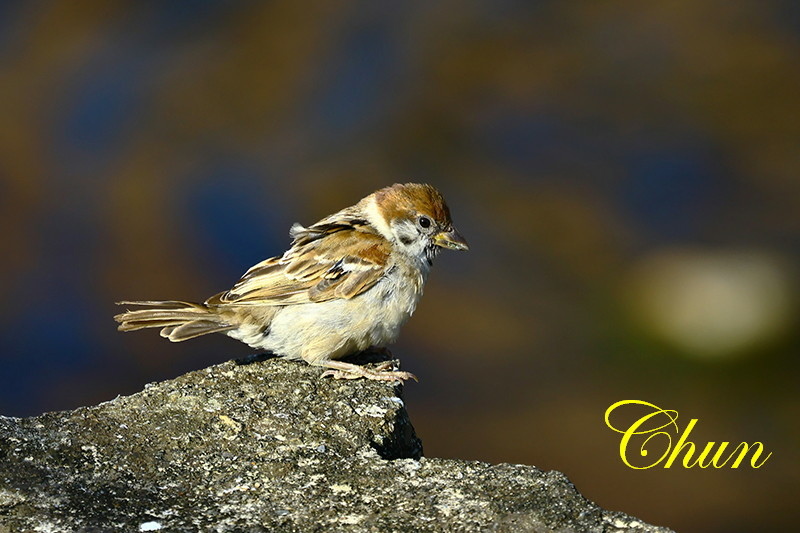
[433,228,469,251]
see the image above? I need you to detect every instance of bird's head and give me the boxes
[366,183,469,265]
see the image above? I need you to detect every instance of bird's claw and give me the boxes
[321,369,362,380]
[321,364,418,382]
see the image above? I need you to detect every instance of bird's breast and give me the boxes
[364,262,427,344]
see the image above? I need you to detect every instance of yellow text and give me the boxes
[604,400,772,469]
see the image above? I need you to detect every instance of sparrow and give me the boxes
[114,183,468,382]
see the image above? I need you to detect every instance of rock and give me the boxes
[0,354,672,532]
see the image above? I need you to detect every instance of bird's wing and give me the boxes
[206,227,390,306]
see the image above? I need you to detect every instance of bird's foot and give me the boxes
[320,360,418,382]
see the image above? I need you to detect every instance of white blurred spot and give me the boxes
[627,248,793,358]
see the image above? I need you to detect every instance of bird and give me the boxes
[114,183,468,382]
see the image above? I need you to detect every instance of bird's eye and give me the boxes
[418,216,431,229]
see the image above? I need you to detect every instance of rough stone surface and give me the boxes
[0,354,673,532]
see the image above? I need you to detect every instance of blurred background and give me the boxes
[0,1,798,531]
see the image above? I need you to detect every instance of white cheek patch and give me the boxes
[391,220,420,246]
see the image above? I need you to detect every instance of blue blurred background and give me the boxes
[1,2,798,531]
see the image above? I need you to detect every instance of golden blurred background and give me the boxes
[1,2,798,531]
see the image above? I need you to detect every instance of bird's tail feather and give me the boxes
[114,300,235,342]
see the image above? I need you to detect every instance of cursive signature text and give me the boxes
[604,400,772,469]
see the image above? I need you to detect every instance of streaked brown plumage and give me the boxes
[115,183,468,381]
